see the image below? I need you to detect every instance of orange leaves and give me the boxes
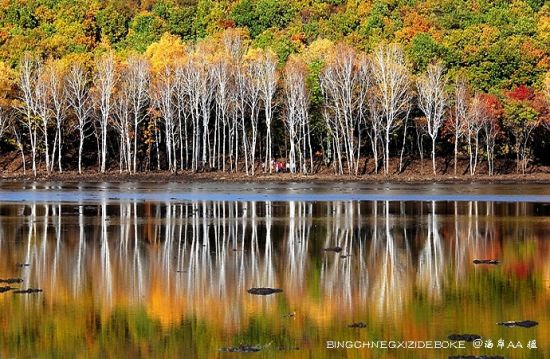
[396,11,432,43]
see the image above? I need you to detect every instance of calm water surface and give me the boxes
[0,182,549,358]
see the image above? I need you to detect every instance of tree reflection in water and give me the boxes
[0,199,548,357]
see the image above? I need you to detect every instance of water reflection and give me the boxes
[0,199,549,357]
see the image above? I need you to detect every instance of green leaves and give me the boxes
[231,0,296,38]
[406,33,447,73]
[125,12,167,53]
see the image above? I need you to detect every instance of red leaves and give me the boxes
[506,84,533,101]
[478,93,503,120]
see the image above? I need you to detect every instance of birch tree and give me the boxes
[244,54,261,175]
[113,70,132,172]
[370,44,411,175]
[66,63,92,174]
[466,94,484,175]
[152,65,177,173]
[283,57,308,173]
[174,61,190,170]
[212,53,232,171]
[234,62,249,174]
[451,79,468,175]
[18,54,39,176]
[366,95,383,173]
[253,49,277,173]
[320,44,361,175]
[93,52,117,173]
[483,115,499,176]
[179,56,202,172]
[35,69,52,174]
[0,106,6,140]
[46,60,67,173]
[127,55,150,173]
[417,63,447,175]
[196,52,214,170]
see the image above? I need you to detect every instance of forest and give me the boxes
[0,0,550,177]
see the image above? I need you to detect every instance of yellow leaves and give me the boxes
[244,47,266,61]
[145,33,187,73]
[58,52,93,72]
[544,73,550,100]
[301,38,334,64]
[34,5,55,23]
[460,24,500,55]
[537,14,550,48]
[243,47,278,71]
[0,61,15,107]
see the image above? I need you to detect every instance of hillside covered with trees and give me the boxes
[0,0,550,177]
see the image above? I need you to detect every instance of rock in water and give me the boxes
[348,322,367,328]
[0,286,13,293]
[247,287,283,295]
[497,320,538,328]
[447,334,481,342]
[0,278,23,284]
[473,259,500,264]
[449,356,504,359]
[323,246,343,253]
[13,288,43,294]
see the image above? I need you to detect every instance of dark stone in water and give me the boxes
[449,356,504,359]
[447,334,481,342]
[323,246,343,253]
[473,259,500,264]
[497,320,538,328]
[13,288,43,294]
[348,322,367,328]
[247,287,283,295]
[16,263,30,267]
[0,278,23,284]
[0,286,14,293]
[219,345,261,352]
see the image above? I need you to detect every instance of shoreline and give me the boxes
[2,170,550,184]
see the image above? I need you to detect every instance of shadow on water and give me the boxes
[0,183,548,358]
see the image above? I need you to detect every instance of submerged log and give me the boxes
[497,320,538,328]
[0,278,23,284]
[348,322,367,328]
[247,288,283,295]
[13,288,43,294]
[473,259,500,264]
[323,246,343,253]
[16,263,30,267]
[447,334,481,342]
[0,286,14,293]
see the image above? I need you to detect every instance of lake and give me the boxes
[0,182,548,358]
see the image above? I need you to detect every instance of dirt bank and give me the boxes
[1,153,550,184]
[3,168,550,184]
